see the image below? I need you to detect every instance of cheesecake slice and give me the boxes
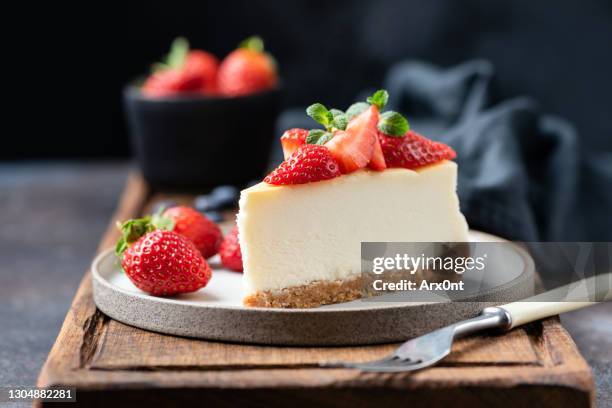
[238,161,468,308]
[236,89,469,308]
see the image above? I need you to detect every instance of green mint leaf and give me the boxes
[378,111,409,137]
[315,132,334,145]
[306,103,333,129]
[328,109,348,130]
[332,114,348,130]
[345,102,369,121]
[166,37,189,69]
[239,36,264,52]
[306,129,328,144]
[367,89,389,110]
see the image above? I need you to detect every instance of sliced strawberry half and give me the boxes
[379,130,456,169]
[280,128,308,159]
[368,134,387,171]
[325,105,379,173]
[264,144,341,185]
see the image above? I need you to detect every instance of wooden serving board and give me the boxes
[36,174,595,407]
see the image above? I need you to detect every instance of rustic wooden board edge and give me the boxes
[36,173,150,390]
[35,174,596,407]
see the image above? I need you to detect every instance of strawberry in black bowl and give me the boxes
[124,36,281,190]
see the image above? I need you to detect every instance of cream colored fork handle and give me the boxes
[499,273,612,329]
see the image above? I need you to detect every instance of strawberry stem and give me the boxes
[149,37,190,73]
[239,36,264,52]
[114,210,174,256]
[166,37,190,69]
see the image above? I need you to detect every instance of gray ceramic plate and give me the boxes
[92,230,535,346]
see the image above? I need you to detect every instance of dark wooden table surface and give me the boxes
[1,161,611,407]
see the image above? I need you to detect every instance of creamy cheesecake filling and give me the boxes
[237,160,469,306]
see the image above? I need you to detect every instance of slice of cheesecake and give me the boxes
[238,161,468,308]
[236,89,469,308]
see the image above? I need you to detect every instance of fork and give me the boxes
[324,272,612,372]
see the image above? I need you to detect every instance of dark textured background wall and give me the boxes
[7,0,611,158]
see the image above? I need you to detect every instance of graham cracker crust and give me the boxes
[243,267,464,308]
[243,243,469,308]
[243,275,365,308]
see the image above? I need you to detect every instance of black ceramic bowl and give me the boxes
[124,85,282,191]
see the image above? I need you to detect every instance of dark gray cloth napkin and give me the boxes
[275,60,612,242]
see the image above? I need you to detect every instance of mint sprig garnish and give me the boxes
[378,111,409,137]
[305,103,347,144]
[345,102,369,121]
[306,103,334,130]
[115,208,174,256]
[301,89,409,146]
[367,89,389,110]
[307,129,334,145]
[362,89,410,136]
[330,109,348,131]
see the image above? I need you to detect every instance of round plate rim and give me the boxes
[92,229,534,314]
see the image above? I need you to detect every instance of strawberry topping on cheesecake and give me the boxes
[265,89,457,186]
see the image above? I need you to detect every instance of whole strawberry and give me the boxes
[142,69,203,97]
[379,130,456,169]
[183,50,219,94]
[264,144,341,185]
[142,37,219,97]
[116,216,212,296]
[163,206,222,258]
[217,36,278,97]
[219,226,243,272]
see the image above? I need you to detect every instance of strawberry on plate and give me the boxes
[379,130,456,169]
[163,206,222,258]
[142,37,219,97]
[218,36,278,97]
[116,217,212,296]
[280,128,308,159]
[325,105,379,173]
[264,144,341,185]
[219,226,243,272]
